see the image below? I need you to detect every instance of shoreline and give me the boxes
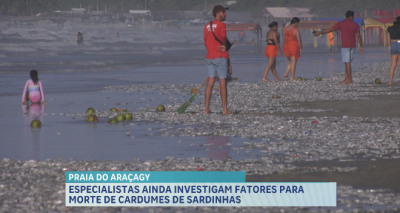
[1,23,399,211]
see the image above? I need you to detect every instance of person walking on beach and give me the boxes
[203,5,234,115]
[77,32,83,46]
[283,17,302,81]
[238,30,246,43]
[262,21,283,82]
[314,11,363,85]
[387,16,400,85]
[22,70,46,105]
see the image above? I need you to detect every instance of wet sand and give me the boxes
[247,158,400,191]
[263,86,400,118]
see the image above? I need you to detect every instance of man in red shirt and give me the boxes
[314,11,363,85]
[203,5,234,114]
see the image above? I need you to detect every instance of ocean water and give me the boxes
[0,23,391,161]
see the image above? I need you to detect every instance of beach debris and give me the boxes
[296,77,302,81]
[343,116,348,119]
[375,78,381,84]
[85,115,98,122]
[316,77,322,81]
[302,78,307,81]
[157,105,165,112]
[311,120,318,124]
[217,85,220,90]
[198,166,203,171]
[190,88,197,94]
[272,95,281,99]
[108,118,119,124]
[30,120,42,128]
[110,108,120,112]
[85,107,95,115]
[125,113,133,121]
[116,114,126,121]
[302,130,309,136]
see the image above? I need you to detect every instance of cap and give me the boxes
[212,5,229,17]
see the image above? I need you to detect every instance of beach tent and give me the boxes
[226,23,262,53]
[363,18,388,46]
[293,20,339,50]
[375,17,396,24]
[264,7,313,25]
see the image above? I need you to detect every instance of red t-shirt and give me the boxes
[332,19,360,48]
[204,20,229,59]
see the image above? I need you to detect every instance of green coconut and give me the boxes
[108,118,119,124]
[116,114,126,121]
[302,78,307,81]
[110,108,118,112]
[375,78,381,84]
[316,77,322,81]
[85,115,98,122]
[296,77,302,81]
[157,105,165,112]
[86,107,95,114]
[30,119,42,128]
[125,113,133,121]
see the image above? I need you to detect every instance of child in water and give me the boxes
[22,70,46,105]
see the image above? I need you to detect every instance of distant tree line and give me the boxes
[2,0,400,18]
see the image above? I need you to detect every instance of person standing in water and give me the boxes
[22,70,46,105]
[314,11,363,85]
[283,17,302,81]
[238,30,246,43]
[77,32,83,46]
[262,21,283,82]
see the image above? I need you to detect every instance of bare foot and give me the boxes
[345,82,353,85]
[339,79,347,85]
[275,78,283,82]
[262,78,270,82]
[204,109,213,114]
[289,78,297,81]
[222,110,235,115]
[284,73,289,80]
[387,82,392,86]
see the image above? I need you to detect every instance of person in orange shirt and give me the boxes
[283,17,302,81]
[328,32,334,52]
[262,21,283,82]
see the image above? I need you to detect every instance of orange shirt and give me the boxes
[204,20,229,59]
[328,32,334,45]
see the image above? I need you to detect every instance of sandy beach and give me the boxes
[1,22,399,212]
